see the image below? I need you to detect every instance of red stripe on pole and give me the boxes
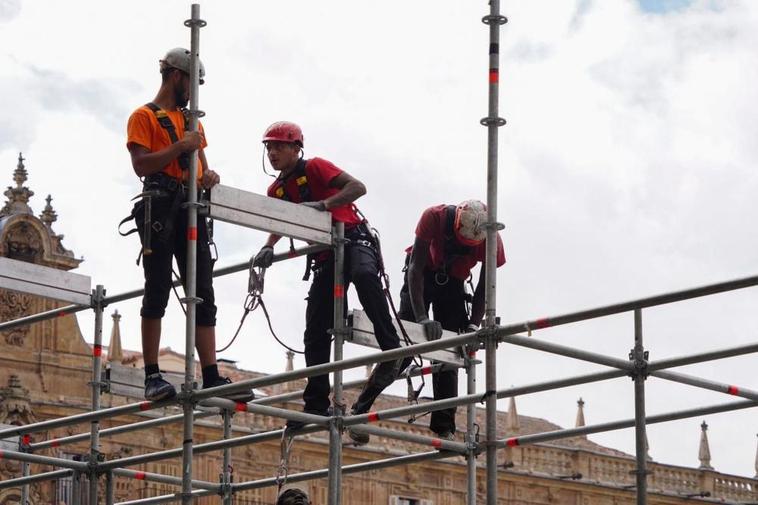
[57,311,66,317]
[139,402,151,411]
[334,284,344,298]
[93,344,102,357]
[22,435,30,445]
[727,385,740,395]
[506,438,519,447]
[489,68,499,83]
[288,250,297,258]
[135,472,146,480]
[367,412,379,423]
[51,440,60,448]
[535,318,551,329]
[468,351,477,358]
[187,227,198,241]
[235,402,248,412]
[431,438,442,449]
[422,366,433,375]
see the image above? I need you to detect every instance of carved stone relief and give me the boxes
[0,289,32,346]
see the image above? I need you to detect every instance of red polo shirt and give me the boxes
[411,204,506,280]
[266,157,363,227]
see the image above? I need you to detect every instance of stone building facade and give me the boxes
[0,154,756,504]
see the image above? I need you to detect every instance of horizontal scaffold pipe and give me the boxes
[347,424,468,453]
[0,398,179,440]
[111,468,221,492]
[117,488,216,505]
[194,330,482,401]
[0,448,89,471]
[98,425,323,471]
[0,244,329,333]
[494,274,758,338]
[29,409,218,451]
[497,399,756,449]
[0,468,72,490]
[201,398,331,425]
[650,369,758,402]
[648,341,758,372]
[233,449,458,493]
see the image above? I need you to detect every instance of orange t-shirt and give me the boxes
[126,105,207,181]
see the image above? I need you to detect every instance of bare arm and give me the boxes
[128,130,203,178]
[407,237,431,322]
[322,171,366,210]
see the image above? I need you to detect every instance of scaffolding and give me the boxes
[0,3,756,505]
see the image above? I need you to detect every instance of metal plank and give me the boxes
[0,257,91,306]
[348,310,465,367]
[209,185,332,245]
[106,363,186,399]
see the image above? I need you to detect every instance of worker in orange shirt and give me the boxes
[125,48,252,402]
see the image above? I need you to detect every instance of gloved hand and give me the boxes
[466,323,479,333]
[252,245,274,268]
[301,201,326,211]
[418,317,443,341]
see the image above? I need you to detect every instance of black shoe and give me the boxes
[435,430,456,441]
[203,376,254,403]
[347,427,370,445]
[285,407,331,432]
[144,373,177,401]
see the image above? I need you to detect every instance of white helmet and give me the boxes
[160,47,205,84]
[454,200,487,246]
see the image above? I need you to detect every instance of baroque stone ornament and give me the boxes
[0,375,35,425]
[3,221,43,263]
[0,289,32,346]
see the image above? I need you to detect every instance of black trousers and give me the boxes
[303,243,402,414]
[398,261,468,435]
[135,194,217,326]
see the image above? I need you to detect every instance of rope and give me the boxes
[216,261,304,354]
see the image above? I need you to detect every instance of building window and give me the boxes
[389,496,433,505]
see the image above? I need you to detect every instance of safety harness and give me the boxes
[119,103,198,264]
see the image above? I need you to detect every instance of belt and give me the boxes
[144,173,188,194]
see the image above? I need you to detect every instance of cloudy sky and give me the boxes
[2,0,757,478]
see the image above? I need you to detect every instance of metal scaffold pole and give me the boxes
[465,348,478,505]
[90,284,106,504]
[181,4,205,505]
[328,222,346,505]
[632,309,648,505]
[221,409,233,505]
[481,1,507,504]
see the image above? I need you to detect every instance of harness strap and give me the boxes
[145,102,190,171]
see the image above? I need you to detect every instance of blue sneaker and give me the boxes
[144,373,177,401]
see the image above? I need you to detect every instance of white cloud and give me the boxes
[1,0,757,479]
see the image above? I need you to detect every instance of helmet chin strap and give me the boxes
[262,146,276,178]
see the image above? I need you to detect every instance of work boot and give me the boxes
[435,430,456,442]
[144,373,177,401]
[347,425,370,445]
[285,407,331,432]
[202,376,255,403]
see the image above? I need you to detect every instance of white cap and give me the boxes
[160,47,205,84]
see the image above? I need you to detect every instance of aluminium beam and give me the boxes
[0,468,73,490]
[209,184,332,245]
[349,309,465,366]
[111,468,221,492]
[0,256,91,305]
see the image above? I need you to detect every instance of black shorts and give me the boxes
[135,194,217,326]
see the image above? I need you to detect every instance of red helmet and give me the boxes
[262,121,304,147]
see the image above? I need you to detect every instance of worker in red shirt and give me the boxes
[252,122,408,437]
[398,201,506,439]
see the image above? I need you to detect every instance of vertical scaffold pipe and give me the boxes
[72,471,81,505]
[481,1,507,504]
[466,349,478,505]
[20,460,29,505]
[328,222,345,505]
[181,4,205,505]
[90,284,106,504]
[633,309,648,505]
[222,410,233,505]
[106,470,115,505]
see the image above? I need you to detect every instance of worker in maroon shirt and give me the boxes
[252,121,408,439]
[398,200,506,439]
